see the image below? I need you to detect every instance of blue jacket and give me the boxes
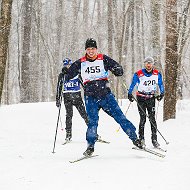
[63,76,81,93]
[65,54,123,97]
[56,73,81,102]
[128,68,164,95]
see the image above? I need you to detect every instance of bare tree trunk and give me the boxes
[123,1,133,95]
[0,0,13,104]
[177,0,190,99]
[108,0,115,94]
[135,0,143,69]
[20,0,33,103]
[49,0,63,100]
[108,0,113,57]
[83,0,89,40]
[29,0,44,103]
[55,0,63,63]
[164,0,178,121]
[112,0,119,100]
[131,1,135,75]
[2,46,10,104]
[151,0,162,71]
[141,8,145,58]
[120,2,134,99]
[71,0,81,60]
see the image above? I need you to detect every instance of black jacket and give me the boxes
[65,54,123,97]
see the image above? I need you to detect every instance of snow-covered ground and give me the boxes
[0,100,190,190]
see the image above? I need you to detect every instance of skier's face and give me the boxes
[65,64,71,68]
[145,62,153,72]
[86,47,98,59]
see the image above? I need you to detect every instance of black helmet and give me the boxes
[85,38,97,50]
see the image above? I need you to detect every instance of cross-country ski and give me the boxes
[97,138,110,144]
[132,146,166,158]
[62,139,72,145]
[154,146,167,152]
[69,155,99,163]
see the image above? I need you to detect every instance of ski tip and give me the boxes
[62,140,72,145]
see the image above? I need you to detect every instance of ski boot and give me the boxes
[133,139,143,149]
[83,145,94,156]
[152,140,160,148]
[65,130,72,141]
[140,138,146,148]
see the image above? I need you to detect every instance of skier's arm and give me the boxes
[128,73,139,94]
[78,74,84,89]
[103,55,123,76]
[65,60,81,80]
[56,73,64,101]
[158,73,164,94]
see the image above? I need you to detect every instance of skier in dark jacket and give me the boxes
[56,58,89,142]
[128,56,164,148]
[62,38,142,156]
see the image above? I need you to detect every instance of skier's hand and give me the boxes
[56,98,60,107]
[111,66,123,76]
[128,94,134,102]
[62,67,68,74]
[156,93,164,101]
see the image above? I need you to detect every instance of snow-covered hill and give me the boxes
[0,100,190,190]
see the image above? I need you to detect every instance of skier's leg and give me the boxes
[147,98,159,146]
[137,98,146,142]
[74,95,89,125]
[100,93,137,141]
[84,95,99,146]
[64,97,73,140]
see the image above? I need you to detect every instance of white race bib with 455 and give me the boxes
[81,59,108,84]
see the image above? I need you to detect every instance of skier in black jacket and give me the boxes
[62,38,142,156]
[56,58,89,142]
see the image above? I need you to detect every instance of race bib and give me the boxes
[81,59,108,84]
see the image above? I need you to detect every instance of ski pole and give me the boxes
[116,101,131,132]
[52,95,62,153]
[60,112,64,131]
[52,74,65,153]
[129,90,169,145]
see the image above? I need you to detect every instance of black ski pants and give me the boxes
[136,96,157,142]
[63,92,88,133]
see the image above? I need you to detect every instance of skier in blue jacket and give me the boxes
[128,57,164,148]
[62,38,142,156]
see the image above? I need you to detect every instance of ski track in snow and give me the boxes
[0,100,190,190]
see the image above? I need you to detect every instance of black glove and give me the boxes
[111,66,123,76]
[56,97,61,107]
[62,67,68,74]
[128,94,134,102]
[156,93,164,101]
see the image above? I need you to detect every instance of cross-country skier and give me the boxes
[62,38,142,156]
[128,56,164,148]
[56,58,89,142]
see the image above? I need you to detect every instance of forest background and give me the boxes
[0,0,190,121]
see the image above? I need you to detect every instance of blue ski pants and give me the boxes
[84,92,137,146]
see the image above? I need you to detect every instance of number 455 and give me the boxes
[85,66,100,74]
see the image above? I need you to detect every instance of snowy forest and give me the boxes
[0,0,190,121]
